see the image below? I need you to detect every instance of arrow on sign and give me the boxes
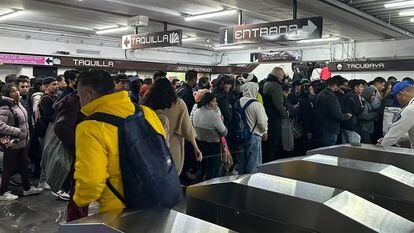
[302,20,317,35]
[124,36,131,48]
[46,58,53,65]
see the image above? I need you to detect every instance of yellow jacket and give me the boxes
[73,91,166,213]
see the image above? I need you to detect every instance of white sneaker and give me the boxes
[23,186,43,196]
[38,182,51,190]
[51,190,70,201]
[0,191,19,201]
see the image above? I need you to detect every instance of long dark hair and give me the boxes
[197,92,215,108]
[140,78,177,110]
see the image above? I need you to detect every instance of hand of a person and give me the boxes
[0,136,10,145]
[347,113,353,119]
[18,131,28,140]
[194,148,203,162]
[377,138,383,144]
[262,133,268,141]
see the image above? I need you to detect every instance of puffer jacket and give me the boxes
[0,96,29,149]
[73,91,166,213]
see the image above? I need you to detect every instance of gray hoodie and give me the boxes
[239,83,268,136]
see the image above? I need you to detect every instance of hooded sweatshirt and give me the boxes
[239,83,268,137]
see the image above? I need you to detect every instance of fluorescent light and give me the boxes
[411,17,414,22]
[185,9,237,21]
[182,37,198,42]
[95,26,130,35]
[399,10,414,16]
[297,37,341,44]
[0,9,23,21]
[214,45,245,50]
[385,1,414,8]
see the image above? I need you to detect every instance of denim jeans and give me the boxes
[237,135,263,175]
[341,130,361,144]
[320,134,338,147]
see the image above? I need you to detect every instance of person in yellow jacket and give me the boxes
[73,70,165,213]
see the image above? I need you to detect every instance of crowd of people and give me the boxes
[0,67,413,221]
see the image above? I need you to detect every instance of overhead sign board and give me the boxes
[0,53,56,66]
[122,29,182,50]
[220,17,322,44]
[251,50,302,62]
[167,64,213,73]
[329,59,414,72]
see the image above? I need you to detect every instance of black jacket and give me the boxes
[299,95,315,135]
[212,90,233,128]
[314,88,349,135]
[176,83,195,115]
[263,74,287,126]
[342,92,365,131]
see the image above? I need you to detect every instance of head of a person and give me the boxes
[301,84,315,98]
[242,82,259,99]
[388,76,398,84]
[64,70,79,89]
[372,77,386,92]
[56,75,67,90]
[171,79,181,89]
[197,92,217,110]
[184,70,197,88]
[197,76,211,90]
[140,78,177,110]
[1,83,20,101]
[143,78,153,85]
[153,71,167,82]
[282,84,291,98]
[291,80,302,94]
[402,77,414,85]
[114,74,128,92]
[271,67,285,82]
[384,81,394,95]
[326,75,346,93]
[78,70,114,107]
[43,77,58,95]
[16,76,30,97]
[129,77,142,96]
[241,72,258,84]
[33,77,45,93]
[393,81,414,107]
[214,74,233,93]
[5,74,17,84]
[350,79,365,96]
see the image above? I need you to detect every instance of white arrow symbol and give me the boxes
[302,20,317,35]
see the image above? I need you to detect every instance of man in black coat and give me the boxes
[314,76,352,146]
[342,79,366,144]
[177,70,197,114]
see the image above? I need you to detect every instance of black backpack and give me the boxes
[85,105,183,209]
[231,99,258,144]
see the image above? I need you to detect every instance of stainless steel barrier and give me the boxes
[186,173,414,233]
[259,154,414,221]
[307,144,414,173]
[59,207,235,233]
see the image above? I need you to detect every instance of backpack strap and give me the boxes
[239,99,258,133]
[106,180,127,205]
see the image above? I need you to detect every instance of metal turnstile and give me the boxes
[259,154,414,221]
[186,173,414,233]
[59,207,235,233]
[307,144,414,173]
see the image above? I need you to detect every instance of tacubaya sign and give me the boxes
[122,30,182,50]
[329,59,414,71]
[220,17,323,44]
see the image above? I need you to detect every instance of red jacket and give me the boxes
[320,66,332,80]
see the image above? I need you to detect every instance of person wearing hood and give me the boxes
[236,82,268,174]
[262,67,288,162]
[0,83,43,201]
[241,72,263,104]
[212,74,234,128]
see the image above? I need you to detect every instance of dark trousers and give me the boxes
[66,164,88,222]
[263,123,282,163]
[197,140,221,181]
[0,147,31,194]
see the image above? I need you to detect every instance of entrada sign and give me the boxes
[329,60,414,71]
[122,30,182,50]
[220,17,322,44]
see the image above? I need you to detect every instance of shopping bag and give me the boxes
[281,118,294,151]
[219,136,233,174]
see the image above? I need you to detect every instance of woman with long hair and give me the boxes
[141,78,202,174]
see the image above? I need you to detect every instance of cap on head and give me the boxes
[392,81,414,106]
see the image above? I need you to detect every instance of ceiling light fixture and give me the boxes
[182,37,198,42]
[0,8,23,21]
[95,26,130,35]
[297,37,341,44]
[411,17,414,22]
[399,10,414,16]
[214,45,245,50]
[185,9,237,21]
[385,1,414,8]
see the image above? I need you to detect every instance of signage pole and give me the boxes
[164,22,168,32]
[293,0,298,20]
[135,26,139,34]
[238,10,243,25]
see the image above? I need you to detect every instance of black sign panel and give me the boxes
[329,60,414,72]
[251,50,302,62]
[220,17,322,44]
[122,30,182,49]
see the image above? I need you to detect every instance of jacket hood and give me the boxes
[1,96,17,104]
[242,82,259,99]
[266,73,282,84]
[362,86,375,102]
[81,91,133,117]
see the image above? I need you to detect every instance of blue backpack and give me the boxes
[86,105,183,209]
[231,99,258,144]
